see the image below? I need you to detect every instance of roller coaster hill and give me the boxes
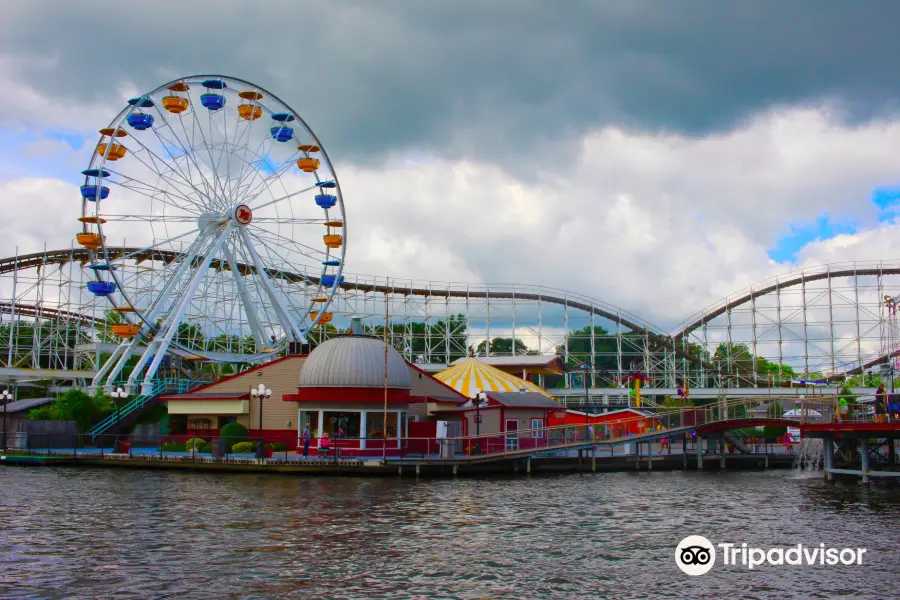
[2,246,898,402]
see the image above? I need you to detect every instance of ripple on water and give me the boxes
[1,468,900,598]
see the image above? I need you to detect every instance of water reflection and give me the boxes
[1,468,899,598]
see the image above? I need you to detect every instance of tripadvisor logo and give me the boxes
[675,536,867,575]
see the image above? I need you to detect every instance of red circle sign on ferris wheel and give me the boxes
[234,204,252,225]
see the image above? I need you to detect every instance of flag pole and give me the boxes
[383,277,390,462]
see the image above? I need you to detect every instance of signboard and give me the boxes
[474,414,483,424]
[577,361,594,371]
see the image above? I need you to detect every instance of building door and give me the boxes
[505,419,519,450]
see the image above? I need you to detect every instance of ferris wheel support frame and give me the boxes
[130,225,234,395]
[223,243,266,351]
[92,227,221,394]
[237,226,305,341]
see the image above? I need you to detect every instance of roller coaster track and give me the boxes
[0,247,691,361]
[673,262,900,342]
[4,249,900,374]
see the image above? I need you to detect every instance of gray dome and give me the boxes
[299,336,411,389]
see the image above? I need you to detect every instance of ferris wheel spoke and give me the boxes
[121,132,211,210]
[168,109,222,204]
[228,131,286,205]
[106,147,207,214]
[249,184,318,212]
[222,117,256,204]
[237,146,301,205]
[105,175,202,217]
[184,110,228,210]
[145,116,217,206]
[246,226,328,263]
[108,227,203,266]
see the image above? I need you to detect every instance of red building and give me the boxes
[549,408,660,438]
[162,335,466,454]
[432,391,561,453]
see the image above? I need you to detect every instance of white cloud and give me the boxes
[4,77,900,333]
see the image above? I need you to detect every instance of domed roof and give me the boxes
[299,336,411,389]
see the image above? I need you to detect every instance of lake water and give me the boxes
[1,467,898,599]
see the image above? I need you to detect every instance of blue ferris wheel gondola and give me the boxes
[87,263,117,272]
[270,125,294,142]
[81,168,111,178]
[316,180,336,189]
[126,113,154,130]
[315,194,337,209]
[127,97,154,108]
[201,93,226,111]
[322,259,341,267]
[320,275,344,287]
[270,112,295,122]
[201,79,227,89]
[80,185,110,201]
[87,281,117,297]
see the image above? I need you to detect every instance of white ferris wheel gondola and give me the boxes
[79,75,347,395]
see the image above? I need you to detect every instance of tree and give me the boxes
[28,389,115,433]
[474,337,534,356]
[556,326,619,371]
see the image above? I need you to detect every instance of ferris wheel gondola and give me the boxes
[80,75,347,395]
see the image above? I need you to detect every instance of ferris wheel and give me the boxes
[80,75,346,395]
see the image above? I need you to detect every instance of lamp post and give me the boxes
[473,389,487,454]
[250,383,272,458]
[1,389,12,451]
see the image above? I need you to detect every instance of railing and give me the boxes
[87,378,208,437]
[12,394,866,464]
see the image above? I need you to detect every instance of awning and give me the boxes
[166,399,249,415]
[434,358,553,398]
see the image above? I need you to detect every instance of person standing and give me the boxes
[876,383,887,424]
[302,424,312,458]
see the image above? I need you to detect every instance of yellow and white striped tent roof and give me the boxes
[434,358,553,399]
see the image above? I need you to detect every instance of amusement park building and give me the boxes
[160,335,467,450]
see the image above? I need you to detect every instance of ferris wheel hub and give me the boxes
[232,204,252,226]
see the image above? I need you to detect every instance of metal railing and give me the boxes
[87,378,208,438]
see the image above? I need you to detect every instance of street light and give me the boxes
[250,383,272,458]
[110,388,128,422]
[472,388,487,454]
[1,389,13,450]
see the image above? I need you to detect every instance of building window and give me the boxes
[531,418,544,438]
[366,412,398,439]
[299,411,320,436]
[324,411,361,438]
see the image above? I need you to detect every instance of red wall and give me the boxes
[549,410,660,437]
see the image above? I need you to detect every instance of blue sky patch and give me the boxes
[767,214,857,263]
[873,187,900,223]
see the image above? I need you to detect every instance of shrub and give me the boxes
[219,422,248,449]
[185,438,207,451]
[162,441,187,452]
[763,425,787,440]
[231,441,257,453]
[269,442,287,451]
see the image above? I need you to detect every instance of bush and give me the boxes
[269,442,287,451]
[231,441,257,453]
[763,425,787,440]
[219,422,248,449]
[162,441,186,452]
[185,438,207,451]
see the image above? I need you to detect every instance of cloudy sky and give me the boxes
[3,0,900,330]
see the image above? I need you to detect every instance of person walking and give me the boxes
[301,424,312,458]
